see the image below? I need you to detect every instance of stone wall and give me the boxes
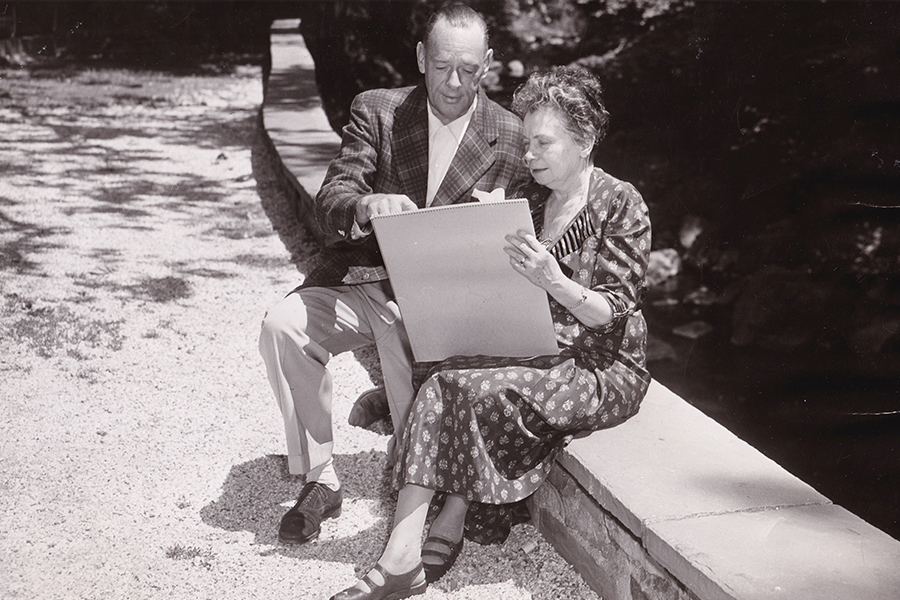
[530,466,700,600]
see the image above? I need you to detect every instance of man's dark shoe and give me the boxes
[278,482,342,544]
[348,386,390,429]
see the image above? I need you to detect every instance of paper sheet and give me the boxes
[372,199,559,362]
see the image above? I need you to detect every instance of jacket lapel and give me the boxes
[391,86,429,208]
[431,89,498,207]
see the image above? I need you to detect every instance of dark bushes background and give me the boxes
[3,1,289,68]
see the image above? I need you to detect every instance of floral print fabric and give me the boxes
[395,167,652,544]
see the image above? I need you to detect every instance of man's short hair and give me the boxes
[423,3,489,50]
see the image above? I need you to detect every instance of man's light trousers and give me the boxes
[258,281,414,475]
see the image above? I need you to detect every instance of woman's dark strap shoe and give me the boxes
[329,562,426,600]
[278,481,342,544]
[421,534,463,583]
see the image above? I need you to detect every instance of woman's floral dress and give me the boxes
[394,167,652,543]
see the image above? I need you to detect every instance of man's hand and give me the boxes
[355,194,418,227]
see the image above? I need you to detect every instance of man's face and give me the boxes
[417,19,492,124]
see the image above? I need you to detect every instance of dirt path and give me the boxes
[0,64,596,599]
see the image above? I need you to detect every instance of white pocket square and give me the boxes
[471,187,506,203]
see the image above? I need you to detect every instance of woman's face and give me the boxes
[522,107,591,192]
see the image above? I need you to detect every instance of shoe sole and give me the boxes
[277,505,342,545]
[327,580,424,600]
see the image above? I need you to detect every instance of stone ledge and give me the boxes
[534,380,900,599]
[261,20,340,243]
[559,381,829,539]
[646,502,900,600]
[263,22,900,600]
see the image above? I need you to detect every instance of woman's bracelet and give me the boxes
[565,286,588,310]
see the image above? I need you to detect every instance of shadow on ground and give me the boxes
[200,451,396,568]
[199,451,577,596]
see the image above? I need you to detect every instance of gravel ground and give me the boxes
[0,62,599,600]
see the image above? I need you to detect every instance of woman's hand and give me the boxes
[505,229,614,328]
[504,230,566,292]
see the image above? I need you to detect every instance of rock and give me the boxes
[651,297,679,308]
[646,248,681,287]
[678,215,705,249]
[682,286,719,307]
[672,320,714,340]
[681,218,724,271]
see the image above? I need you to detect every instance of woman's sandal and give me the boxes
[329,562,426,600]
[422,534,464,583]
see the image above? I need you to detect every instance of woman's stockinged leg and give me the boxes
[382,483,434,570]
[422,493,469,578]
[424,494,469,555]
[341,483,432,595]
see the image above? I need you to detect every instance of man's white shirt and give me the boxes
[425,97,476,206]
[351,97,477,238]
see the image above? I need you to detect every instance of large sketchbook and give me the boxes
[372,199,559,362]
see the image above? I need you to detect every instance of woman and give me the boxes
[328,66,651,600]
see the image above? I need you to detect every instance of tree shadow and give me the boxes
[0,204,67,274]
[0,68,280,286]
[264,64,325,112]
[200,451,396,567]
[199,451,582,597]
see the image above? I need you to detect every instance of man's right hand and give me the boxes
[355,193,418,227]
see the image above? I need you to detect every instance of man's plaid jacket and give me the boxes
[303,84,531,289]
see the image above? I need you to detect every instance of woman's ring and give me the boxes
[518,259,526,267]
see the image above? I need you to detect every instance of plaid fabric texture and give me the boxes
[304,85,530,288]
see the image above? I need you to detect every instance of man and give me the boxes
[258,3,529,546]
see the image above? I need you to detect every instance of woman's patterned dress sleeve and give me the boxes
[576,171,651,331]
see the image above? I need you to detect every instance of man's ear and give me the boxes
[482,48,494,78]
[416,42,426,74]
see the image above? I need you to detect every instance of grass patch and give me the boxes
[75,365,107,384]
[208,221,274,240]
[132,276,192,303]
[232,253,289,270]
[2,299,125,359]
[164,544,215,570]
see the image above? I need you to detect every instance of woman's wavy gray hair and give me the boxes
[511,66,610,152]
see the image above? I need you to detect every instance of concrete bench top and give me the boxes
[561,380,900,600]
[263,20,340,221]
[263,20,900,600]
